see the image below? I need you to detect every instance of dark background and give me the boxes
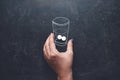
[0,0,120,80]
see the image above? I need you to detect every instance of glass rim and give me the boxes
[52,17,70,26]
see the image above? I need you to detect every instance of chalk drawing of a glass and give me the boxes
[52,17,70,46]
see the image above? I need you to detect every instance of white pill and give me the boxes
[62,36,66,41]
[57,35,62,40]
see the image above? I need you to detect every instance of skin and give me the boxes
[43,33,73,80]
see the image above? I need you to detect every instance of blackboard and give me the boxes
[0,0,120,80]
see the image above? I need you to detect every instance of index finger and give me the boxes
[44,34,51,56]
[49,33,58,53]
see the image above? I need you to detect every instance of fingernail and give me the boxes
[51,32,54,35]
[50,33,52,35]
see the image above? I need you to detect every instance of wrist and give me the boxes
[57,71,73,80]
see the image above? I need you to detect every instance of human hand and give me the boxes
[43,33,73,80]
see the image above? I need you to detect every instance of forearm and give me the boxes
[57,71,73,80]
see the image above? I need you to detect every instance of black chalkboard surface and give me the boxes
[0,0,120,80]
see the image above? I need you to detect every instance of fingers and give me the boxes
[43,33,58,59]
[49,33,58,53]
[44,34,51,58]
[67,39,73,54]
